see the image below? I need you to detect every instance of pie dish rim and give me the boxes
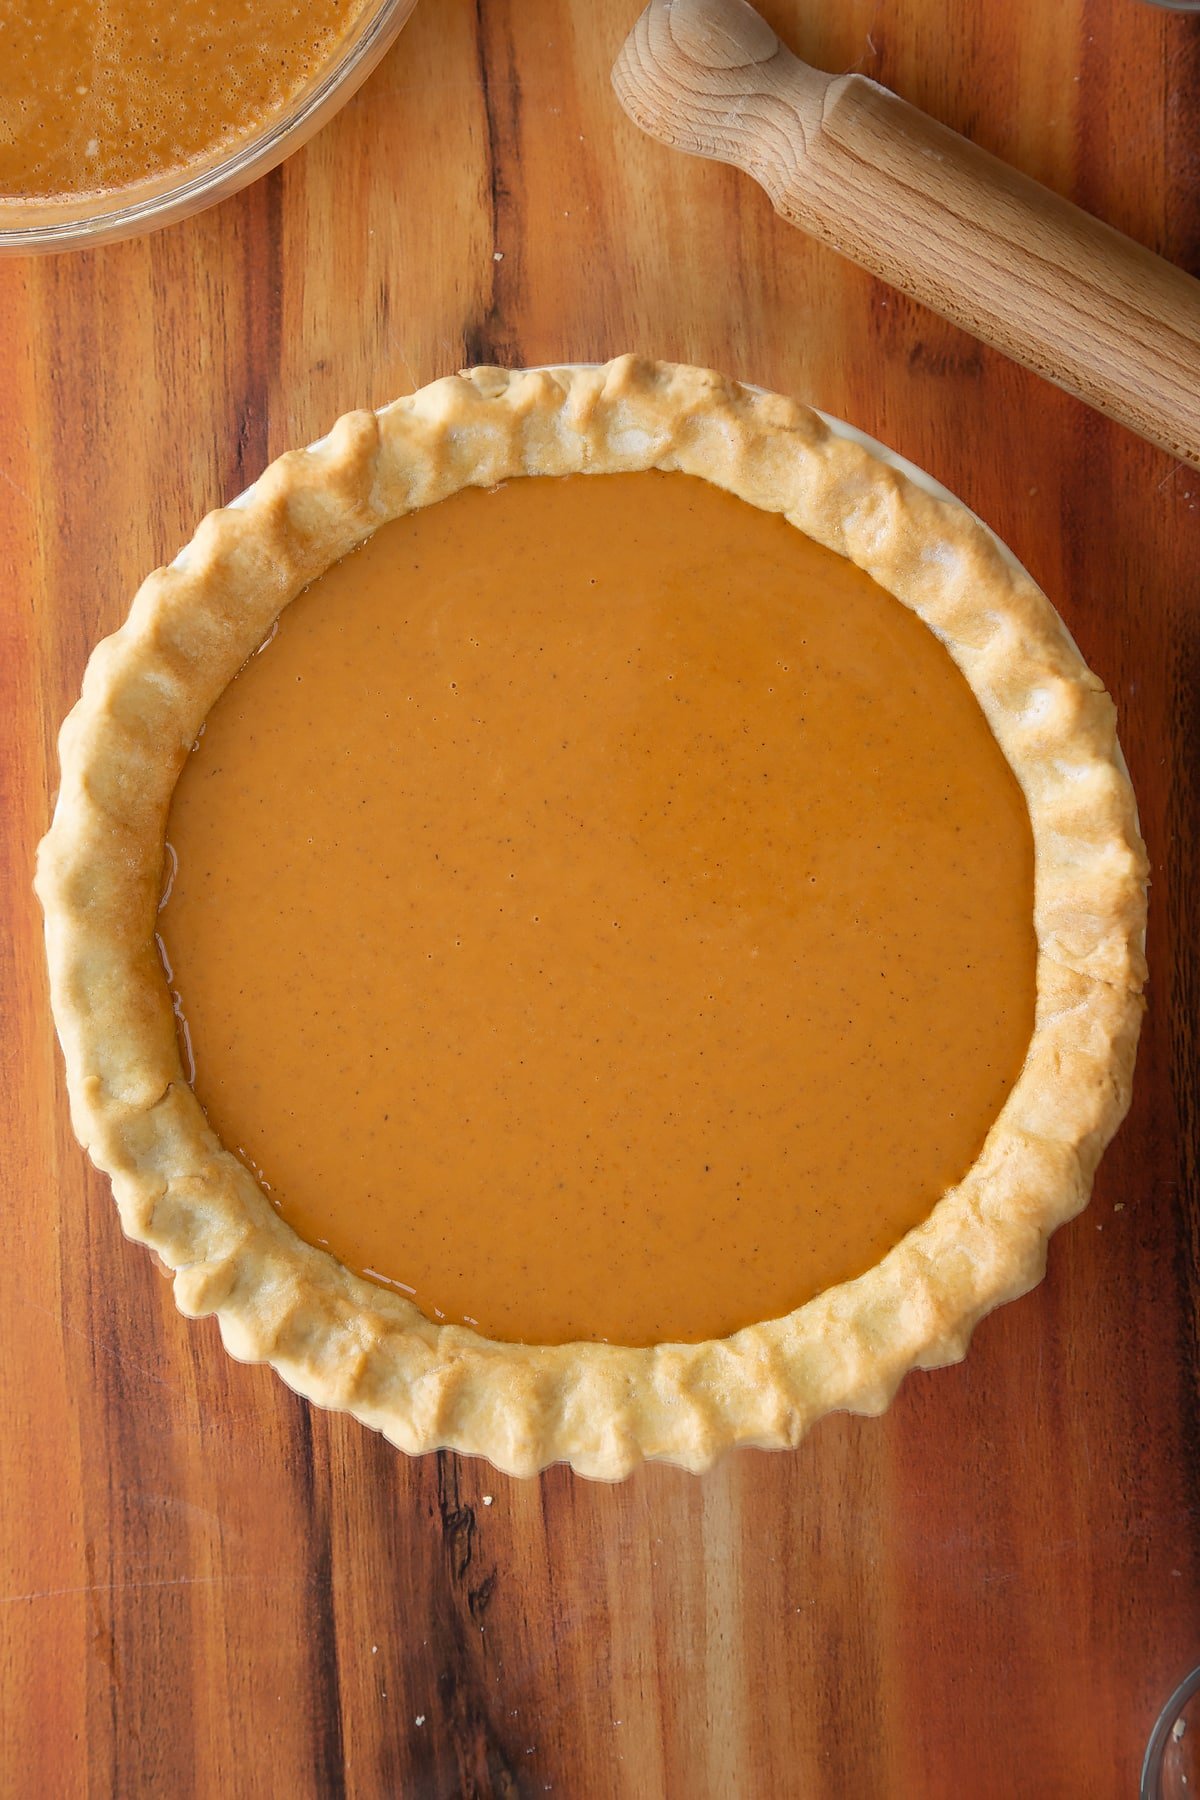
[35,355,1148,1477]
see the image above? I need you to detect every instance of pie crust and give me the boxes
[35,357,1148,1478]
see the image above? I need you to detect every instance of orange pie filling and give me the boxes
[157,472,1037,1347]
[0,0,375,202]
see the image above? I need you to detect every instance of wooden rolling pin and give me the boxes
[612,0,1200,469]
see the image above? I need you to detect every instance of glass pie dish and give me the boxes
[0,0,418,256]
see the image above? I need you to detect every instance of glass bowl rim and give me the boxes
[0,0,418,255]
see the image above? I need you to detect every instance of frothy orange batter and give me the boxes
[0,0,374,200]
[158,472,1036,1346]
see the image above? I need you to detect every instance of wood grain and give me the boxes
[613,0,1200,468]
[2,1,1199,1794]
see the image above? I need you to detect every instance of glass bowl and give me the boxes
[0,0,418,256]
[1143,1666,1200,1799]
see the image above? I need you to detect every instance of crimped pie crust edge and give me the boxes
[35,357,1148,1478]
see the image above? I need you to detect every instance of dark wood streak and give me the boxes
[78,1183,192,1797]
[1166,18,1200,279]
[426,1453,524,1800]
[234,165,285,491]
[83,1528,124,1800]
[1170,610,1200,1506]
[437,1451,479,1584]
[905,331,984,381]
[295,1404,349,1800]
[463,0,523,369]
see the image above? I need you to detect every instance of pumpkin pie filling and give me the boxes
[0,0,375,201]
[157,470,1036,1348]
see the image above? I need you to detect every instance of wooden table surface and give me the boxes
[3,2,1199,1794]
